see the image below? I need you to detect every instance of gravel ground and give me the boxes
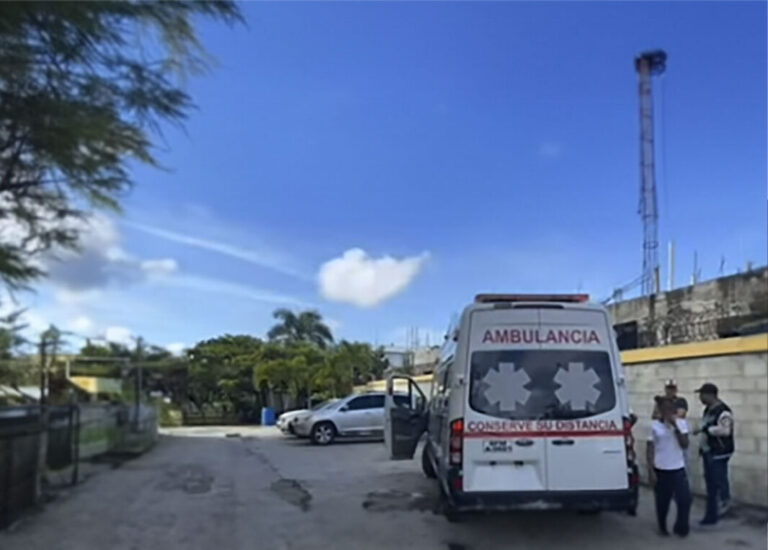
[1,426,764,550]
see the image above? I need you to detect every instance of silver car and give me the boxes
[276,399,338,435]
[293,392,408,445]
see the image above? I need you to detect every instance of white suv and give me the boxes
[294,392,408,445]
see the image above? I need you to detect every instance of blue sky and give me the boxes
[18,1,767,352]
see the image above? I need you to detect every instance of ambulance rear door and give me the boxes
[463,306,547,493]
[538,307,628,491]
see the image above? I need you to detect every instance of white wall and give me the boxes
[627,351,767,507]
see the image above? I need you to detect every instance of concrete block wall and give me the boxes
[608,268,768,346]
[78,403,158,459]
[627,351,767,508]
[78,404,123,460]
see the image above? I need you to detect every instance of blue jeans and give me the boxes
[702,453,731,522]
[654,468,691,535]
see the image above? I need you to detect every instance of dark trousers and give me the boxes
[654,468,691,535]
[702,453,731,523]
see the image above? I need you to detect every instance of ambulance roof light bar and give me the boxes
[474,293,590,304]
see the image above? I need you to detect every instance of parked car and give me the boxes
[293,392,410,445]
[277,399,338,435]
[276,409,307,434]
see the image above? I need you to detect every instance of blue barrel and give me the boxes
[261,407,276,426]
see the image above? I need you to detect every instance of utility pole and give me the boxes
[36,333,48,503]
[668,241,675,291]
[133,336,144,431]
[692,250,699,285]
[36,325,61,503]
[635,50,667,295]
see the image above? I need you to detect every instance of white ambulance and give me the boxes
[384,294,638,520]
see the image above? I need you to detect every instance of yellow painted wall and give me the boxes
[70,376,123,395]
[621,333,767,365]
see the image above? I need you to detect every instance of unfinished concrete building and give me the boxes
[608,267,768,350]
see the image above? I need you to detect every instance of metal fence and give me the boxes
[0,405,78,529]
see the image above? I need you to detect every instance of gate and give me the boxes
[0,408,40,529]
[0,405,78,528]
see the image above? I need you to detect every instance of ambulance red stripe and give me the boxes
[463,430,624,438]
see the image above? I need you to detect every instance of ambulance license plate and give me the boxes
[483,440,513,453]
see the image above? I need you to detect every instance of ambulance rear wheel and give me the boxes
[421,445,436,479]
[440,485,463,523]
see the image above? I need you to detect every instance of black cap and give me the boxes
[664,379,677,388]
[695,383,718,395]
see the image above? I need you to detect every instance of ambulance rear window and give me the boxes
[469,350,616,420]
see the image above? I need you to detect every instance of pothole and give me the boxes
[156,464,214,495]
[271,478,312,511]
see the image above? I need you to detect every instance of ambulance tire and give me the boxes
[421,445,437,479]
[439,485,463,523]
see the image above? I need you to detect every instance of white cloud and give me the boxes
[23,310,51,335]
[43,214,177,292]
[140,258,178,277]
[158,274,312,307]
[539,142,561,158]
[124,221,309,280]
[318,248,429,307]
[67,315,94,334]
[166,342,186,355]
[104,325,133,346]
[325,317,342,333]
[54,288,103,306]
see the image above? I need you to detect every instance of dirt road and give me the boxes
[1,427,763,550]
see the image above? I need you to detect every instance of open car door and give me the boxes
[384,374,428,460]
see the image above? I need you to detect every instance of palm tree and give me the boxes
[267,309,334,349]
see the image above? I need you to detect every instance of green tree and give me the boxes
[72,339,132,377]
[329,340,381,385]
[0,309,26,360]
[79,339,132,359]
[312,360,352,398]
[186,335,262,419]
[254,342,326,406]
[0,1,242,288]
[267,309,334,349]
[0,309,29,386]
[144,345,173,362]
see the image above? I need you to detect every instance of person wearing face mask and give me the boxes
[647,395,691,537]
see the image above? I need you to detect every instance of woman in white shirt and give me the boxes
[646,396,691,537]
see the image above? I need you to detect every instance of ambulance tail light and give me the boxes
[449,419,463,492]
[449,419,463,466]
[623,416,638,488]
[623,416,636,459]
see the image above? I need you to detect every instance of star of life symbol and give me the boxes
[482,362,531,412]
[554,362,600,410]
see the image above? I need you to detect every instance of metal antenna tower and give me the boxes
[635,50,667,295]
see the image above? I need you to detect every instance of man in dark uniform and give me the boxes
[694,383,735,525]
[664,379,688,418]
